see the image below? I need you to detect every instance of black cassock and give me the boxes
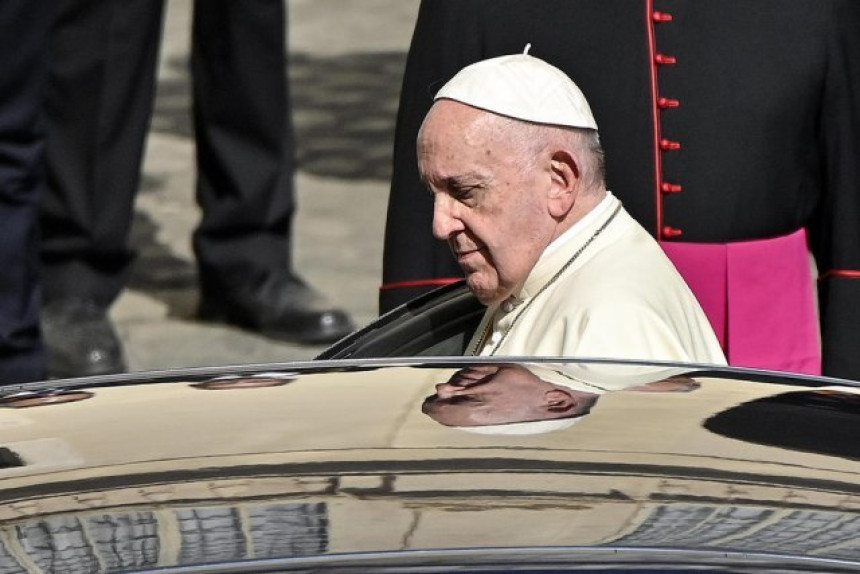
[381,0,860,379]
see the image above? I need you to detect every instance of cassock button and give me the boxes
[654,53,677,65]
[658,97,680,108]
[660,139,682,151]
[662,226,683,239]
[652,11,673,22]
[661,182,683,193]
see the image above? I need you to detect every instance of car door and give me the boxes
[316,281,483,359]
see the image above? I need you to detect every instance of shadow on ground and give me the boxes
[129,175,199,320]
[152,51,407,181]
[135,50,406,319]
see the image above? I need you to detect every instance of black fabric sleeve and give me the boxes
[813,0,860,379]
[380,0,489,313]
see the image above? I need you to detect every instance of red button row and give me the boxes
[653,10,682,240]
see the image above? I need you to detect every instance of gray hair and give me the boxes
[488,114,607,193]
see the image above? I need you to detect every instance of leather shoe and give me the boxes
[41,299,127,378]
[198,269,355,344]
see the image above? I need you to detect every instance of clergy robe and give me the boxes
[468,195,727,365]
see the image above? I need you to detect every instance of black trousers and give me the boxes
[41,0,297,305]
[0,0,50,384]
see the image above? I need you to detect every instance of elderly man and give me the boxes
[418,51,725,362]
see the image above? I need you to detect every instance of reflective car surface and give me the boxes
[1,356,860,573]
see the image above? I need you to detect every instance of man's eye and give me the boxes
[451,186,475,200]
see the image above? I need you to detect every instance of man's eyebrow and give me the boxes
[448,174,485,186]
[422,173,488,190]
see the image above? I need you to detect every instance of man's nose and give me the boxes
[432,195,463,240]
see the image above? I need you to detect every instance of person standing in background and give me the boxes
[381,0,860,380]
[41,0,354,378]
[0,1,50,384]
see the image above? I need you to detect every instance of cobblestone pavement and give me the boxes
[116,0,420,371]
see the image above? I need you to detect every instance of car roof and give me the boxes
[1,358,859,572]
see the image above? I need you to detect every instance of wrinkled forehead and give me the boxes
[419,100,499,147]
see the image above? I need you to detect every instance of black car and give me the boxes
[1,336,860,572]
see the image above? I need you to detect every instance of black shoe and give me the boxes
[41,298,127,378]
[198,269,355,344]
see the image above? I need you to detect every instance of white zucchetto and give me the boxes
[434,45,598,130]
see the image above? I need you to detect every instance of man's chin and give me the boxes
[468,285,499,306]
[467,282,506,307]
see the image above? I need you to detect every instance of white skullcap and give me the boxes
[453,417,580,436]
[435,44,598,130]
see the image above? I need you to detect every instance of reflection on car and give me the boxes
[1,322,860,573]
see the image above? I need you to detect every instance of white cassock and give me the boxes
[467,193,727,365]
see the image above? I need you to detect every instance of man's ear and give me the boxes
[542,388,576,414]
[547,150,580,219]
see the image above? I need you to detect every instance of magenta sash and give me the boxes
[661,228,820,374]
